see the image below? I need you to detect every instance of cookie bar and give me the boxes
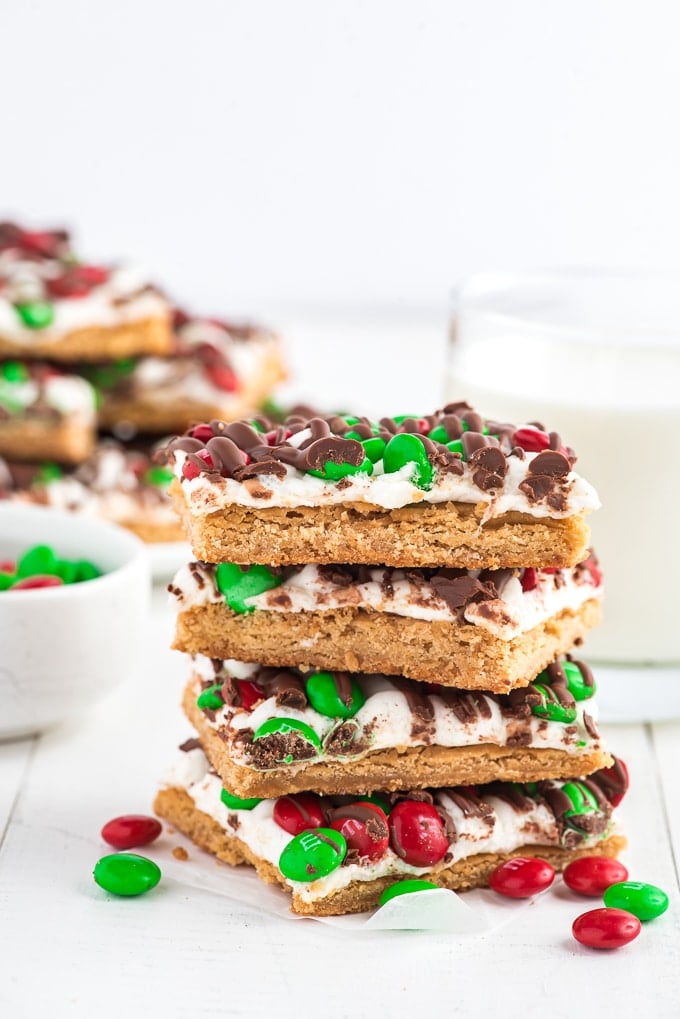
[90,309,286,436]
[154,742,627,916]
[164,405,599,568]
[182,654,611,797]
[4,440,184,543]
[0,222,171,361]
[170,558,602,690]
[0,360,96,463]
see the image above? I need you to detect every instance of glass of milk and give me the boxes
[448,270,680,720]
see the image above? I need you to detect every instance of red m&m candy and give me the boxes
[329,803,389,862]
[572,907,641,949]
[205,364,238,392]
[563,857,629,896]
[182,449,215,480]
[101,814,162,851]
[512,427,551,452]
[593,757,630,807]
[273,794,326,836]
[520,567,538,592]
[388,801,449,867]
[237,679,266,711]
[489,856,555,898]
[11,574,64,590]
[189,424,215,443]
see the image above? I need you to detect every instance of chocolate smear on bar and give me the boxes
[528,450,571,478]
[469,444,508,492]
[268,670,308,710]
[486,782,536,812]
[220,676,241,707]
[179,738,202,753]
[583,713,600,739]
[589,757,628,804]
[391,678,435,741]
[429,573,497,612]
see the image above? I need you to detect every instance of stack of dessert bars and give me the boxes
[155,403,628,916]
[0,221,285,542]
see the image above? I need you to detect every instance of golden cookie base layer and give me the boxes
[0,315,172,363]
[0,416,94,464]
[98,347,287,435]
[154,786,626,916]
[174,599,601,692]
[118,517,186,544]
[183,683,612,797]
[170,484,590,569]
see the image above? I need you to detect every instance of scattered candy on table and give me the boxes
[93,853,161,897]
[572,907,641,949]
[489,857,556,899]
[563,857,629,896]
[101,815,162,851]
[603,881,669,922]
[0,544,101,591]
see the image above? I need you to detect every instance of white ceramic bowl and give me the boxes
[0,504,151,739]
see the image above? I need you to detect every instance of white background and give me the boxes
[3,0,680,317]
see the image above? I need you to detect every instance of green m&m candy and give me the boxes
[391,414,421,424]
[426,425,449,444]
[220,788,263,810]
[308,458,374,481]
[603,881,669,922]
[563,660,596,701]
[16,544,57,578]
[15,300,55,330]
[73,560,101,582]
[215,562,283,614]
[144,465,175,488]
[446,439,465,458]
[196,683,225,711]
[379,880,439,906]
[279,828,347,882]
[529,681,578,724]
[86,358,137,389]
[1,360,29,383]
[356,793,392,815]
[54,559,80,584]
[93,853,161,896]
[0,571,15,591]
[562,781,602,831]
[383,433,434,489]
[306,671,365,719]
[323,458,373,480]
[360,436,386,463]
[252,718,322,763]
[34,462,63,484]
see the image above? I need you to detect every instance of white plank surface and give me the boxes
[1,590,679,1018]
[0,738,35,840]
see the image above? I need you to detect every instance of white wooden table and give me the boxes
[1,586,679,1019]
